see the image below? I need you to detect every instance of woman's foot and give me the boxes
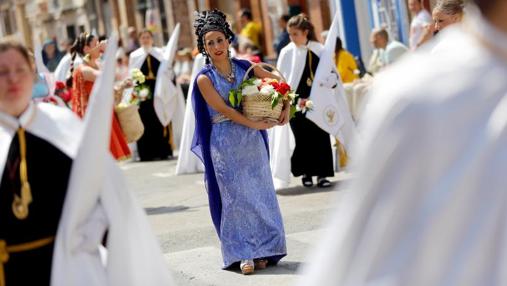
[240,260,254,275]
[317,177,332,188]
[302,175,313,187]
[254,259,268,269]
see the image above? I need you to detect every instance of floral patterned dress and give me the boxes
[72,66,131,160]
[205,60,287,268]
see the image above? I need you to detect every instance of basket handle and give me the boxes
[242,62,287,83]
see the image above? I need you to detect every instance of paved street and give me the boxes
[121,158,350,286]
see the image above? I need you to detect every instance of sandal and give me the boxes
[254,259,268,269]
[240,259,254,275]
[302,175,313,187]
[317,177,332,188]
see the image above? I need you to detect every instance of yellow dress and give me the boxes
[335,50,359,83]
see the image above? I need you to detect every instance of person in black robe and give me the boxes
[136,30,173,161]
[287,15,334,188]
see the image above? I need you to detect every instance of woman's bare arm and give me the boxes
[196,74,275,130]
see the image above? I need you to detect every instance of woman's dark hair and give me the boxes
[0,40,33,68]
[66,32,95,88]
[287,14,318,42]
[193,9,235,64]
[335,37,343,53]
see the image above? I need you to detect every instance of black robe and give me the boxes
[289,50,334,178]
[0,131,72,285]
[137,55,173,161]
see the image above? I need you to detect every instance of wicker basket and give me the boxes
[241,63,286,123]
[115,104,144,143]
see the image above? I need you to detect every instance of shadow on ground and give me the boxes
[225,261,303,276]
[276,183,339,196]
[145,205,190,215]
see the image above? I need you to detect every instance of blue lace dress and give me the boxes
[206,61,287,268]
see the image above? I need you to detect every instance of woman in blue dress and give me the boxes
[191,9,289,275]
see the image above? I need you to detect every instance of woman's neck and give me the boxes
[84,56,99,69]
[212,58,231,73]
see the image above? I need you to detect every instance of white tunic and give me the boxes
[298,11,507,286]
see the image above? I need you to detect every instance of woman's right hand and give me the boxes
[250,119,276,130]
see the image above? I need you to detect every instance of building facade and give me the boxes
[1,0,438,63]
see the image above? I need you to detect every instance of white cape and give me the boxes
[175,53,205,175]
[298,15,507,286]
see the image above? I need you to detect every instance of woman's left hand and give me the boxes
[278,104,290,125]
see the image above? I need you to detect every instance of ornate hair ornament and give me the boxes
[193,9,235,55]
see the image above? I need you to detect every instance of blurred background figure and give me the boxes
[418,0,465,47]
[115,46,130,82]
[126,26,140,54]
[370,28,408,67]
[238,9,263,52]
[42,39,64,72]
[334,36,359,84]
[236,38,262,63]
[408,0,432,49]
[174,47,193,99]
[275,14,291,58]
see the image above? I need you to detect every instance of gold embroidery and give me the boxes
[0,237,55,286]
[11,128,32,220]
[306,49,315,87]
[146,55,156,80]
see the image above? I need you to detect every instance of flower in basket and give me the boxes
[229,77,297,109]
[129,68,151,105]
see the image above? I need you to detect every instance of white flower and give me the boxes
[305,100,314,109]
[253,79,263,87]
[242,85,259,96]
[259,85,275,96]
[288,92,296,100]
[139,88,150,99]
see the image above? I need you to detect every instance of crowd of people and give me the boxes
[1,0,506,284]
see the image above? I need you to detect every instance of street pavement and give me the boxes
[121,158,350,286]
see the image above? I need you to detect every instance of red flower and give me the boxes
[276,82,290,96]
[55,81,66,90]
